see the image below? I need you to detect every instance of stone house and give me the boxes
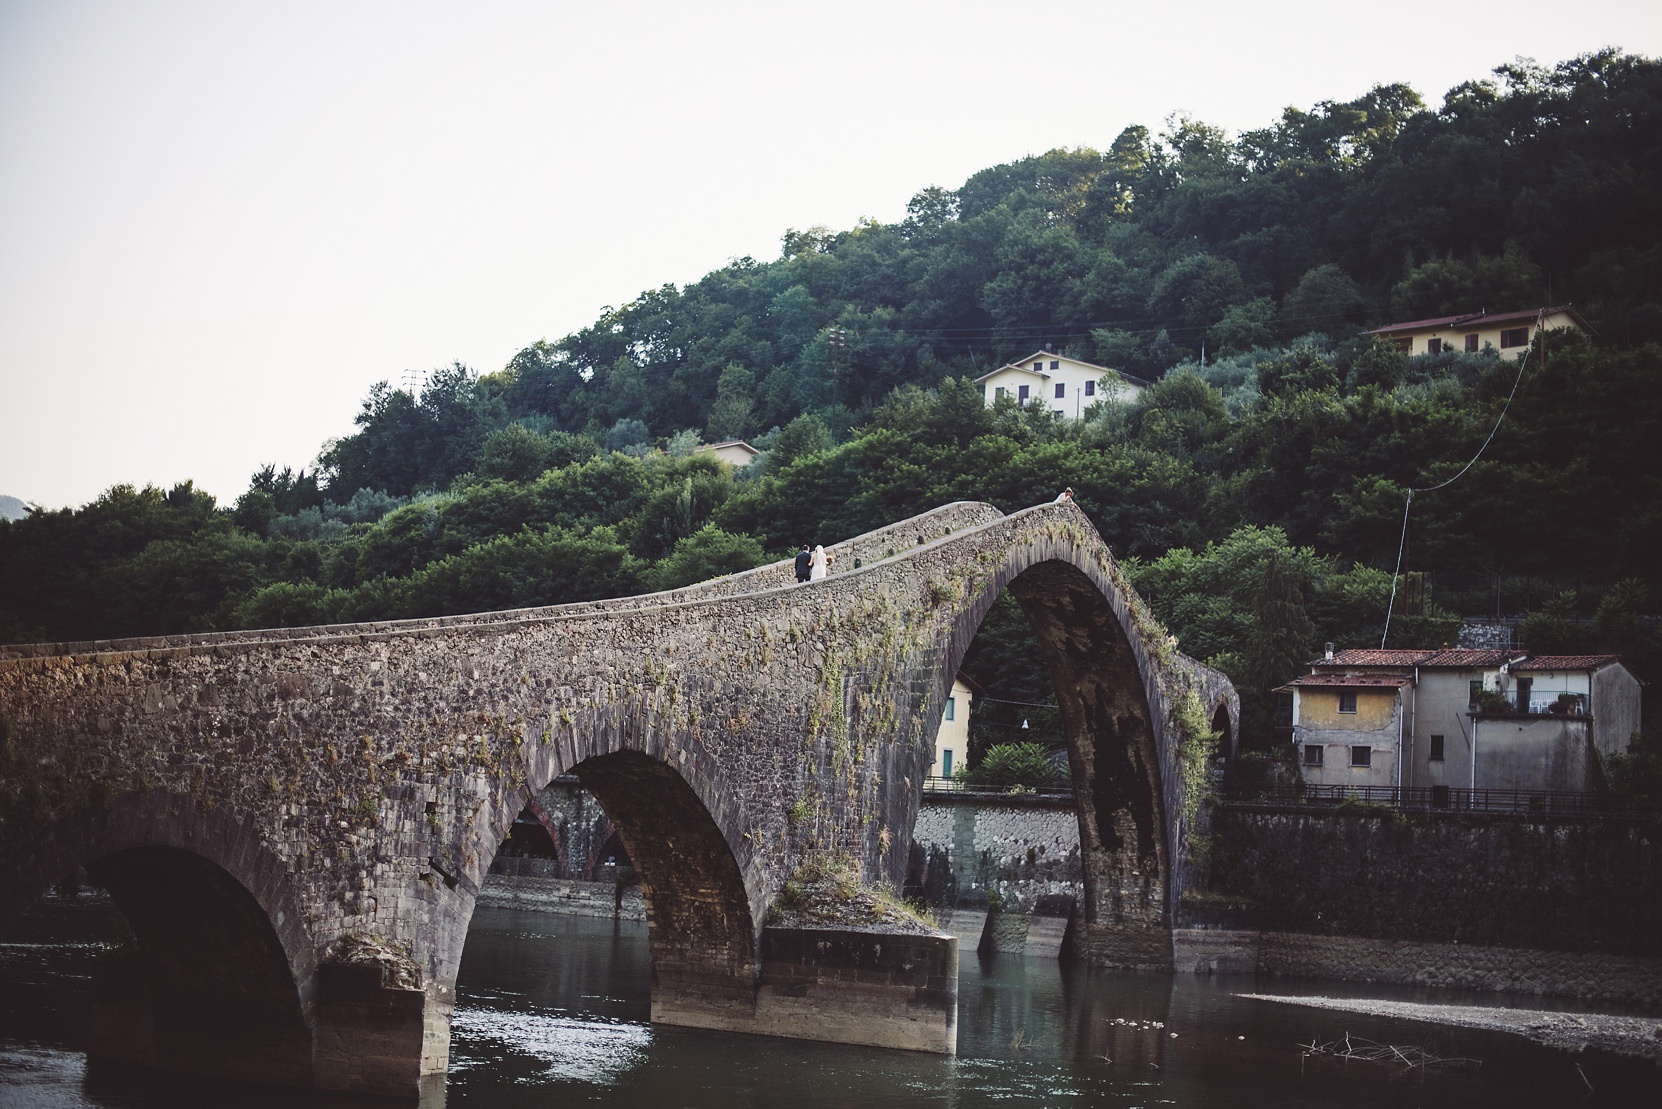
[974,351,1147,421]
[1280,647,1641,804]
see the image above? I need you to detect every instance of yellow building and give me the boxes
[1362,304,1590,358]
[927,674,980,787]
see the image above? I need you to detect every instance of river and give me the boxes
[2,894,1656,1107]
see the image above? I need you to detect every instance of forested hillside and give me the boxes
[4,50,1660,750]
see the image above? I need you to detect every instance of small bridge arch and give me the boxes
[0,501,1235,1095]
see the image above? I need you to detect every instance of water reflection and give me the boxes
[2,898,1657,1107]
[442,908,1652,1108]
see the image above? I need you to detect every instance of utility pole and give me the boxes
[828,327,848,403]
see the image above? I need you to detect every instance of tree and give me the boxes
[1282,263,1370,337]
[646,525,770,591]
[1148,253,1247,342]
[1240,550,1317,747]
[767,412,835,473]
[1207,297,1277,356]
[705,363,757,441]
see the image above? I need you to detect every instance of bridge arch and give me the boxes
[940,539,1185,966]
[572,750,758,1022]
[4,794,318,1085]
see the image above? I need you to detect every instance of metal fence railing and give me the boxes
[1231,783,1662,817]
[921,776,1072,798]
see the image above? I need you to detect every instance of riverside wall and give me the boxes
[493,787,1662,1005]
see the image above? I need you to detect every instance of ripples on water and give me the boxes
[3,899,1659,1107]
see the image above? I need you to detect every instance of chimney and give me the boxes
[1324,642,1335,661]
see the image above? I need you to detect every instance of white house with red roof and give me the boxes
[1280,646,1640,804]
[1362,304,1591,359]
[974,351,1149,420]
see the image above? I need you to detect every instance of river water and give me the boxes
[2,896,1657,1107]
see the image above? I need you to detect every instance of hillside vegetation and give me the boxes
[4,50,1659,749]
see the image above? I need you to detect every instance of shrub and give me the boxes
[959,741,1067,792]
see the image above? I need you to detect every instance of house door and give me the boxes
[1515,677,1532,713]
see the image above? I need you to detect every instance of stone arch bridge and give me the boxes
[0,501,1236,1097]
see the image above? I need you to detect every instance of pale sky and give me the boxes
[3,0,1658,511]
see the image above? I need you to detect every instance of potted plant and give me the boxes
[1474,687,1511,714]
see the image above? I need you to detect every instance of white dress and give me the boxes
[808,546,829,580]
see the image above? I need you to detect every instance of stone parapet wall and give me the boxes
[1175,928,1662,1007]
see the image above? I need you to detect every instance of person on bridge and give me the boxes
[809,544,833,580]
[794,544,813,582]
[1053,487,1074,504]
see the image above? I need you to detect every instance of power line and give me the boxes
[1379,310,1542,647]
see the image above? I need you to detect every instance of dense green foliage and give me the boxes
[957,742,1069,793]
[4,51,1660,751]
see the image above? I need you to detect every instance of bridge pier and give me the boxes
[311,966,451,1095]
[652,927,958,1055]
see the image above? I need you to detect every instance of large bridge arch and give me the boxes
[931,523,1228,967]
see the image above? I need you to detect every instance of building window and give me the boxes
[1034,362,1043,372]
[1018,384,1030,403]
[944,696,955,722]
[1055,382,1066,399]
[1500,327,1529,348]
[1338,690,1358,714]
[1050,360,1059,370]
[994,386,1006,399]
[1303,744,1323,766]
[1469,680,1483,711]
[1465,333,1479,352]
[1429,734,1444,761]
[1084,380,1096,396]
[1350,746,1372,768]
[941,750,953,778]
[1427,338,1443,354]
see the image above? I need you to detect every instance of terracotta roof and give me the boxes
[1314,649,1436,667]
[1313,648,1520,669]
[1363,304,1590,337]
[1420,649,1523,668]
[1279,673,1413,691]
[1513,655,1622,673]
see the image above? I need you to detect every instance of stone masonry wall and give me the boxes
[911,792,1083,914]
[1202,805,1662,957]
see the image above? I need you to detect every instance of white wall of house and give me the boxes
[978,352,1143,421]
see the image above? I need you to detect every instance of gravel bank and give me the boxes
[1237,993,1662,1065]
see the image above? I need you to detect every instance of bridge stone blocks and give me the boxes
[0,502,1234,1096]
